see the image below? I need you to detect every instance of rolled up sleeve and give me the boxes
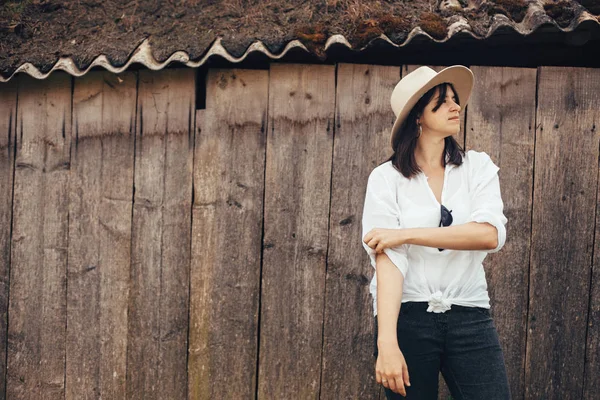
[468,152,508,253]
[361,168,409,277]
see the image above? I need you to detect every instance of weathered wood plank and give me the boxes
[258,63,335,399]
[188,69,268,399]
[584,138,600,399]
[127,68,194,400]
[7,72,71,399]
[465,66,537,399]
[526,66,600,399]
[65,71,136,399]
[320,63,400,399]
[0,78,18,400]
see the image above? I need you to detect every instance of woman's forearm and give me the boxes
[403,221,497,251]
[376,252,404,348]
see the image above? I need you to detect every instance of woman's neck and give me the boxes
[415,136,446,170]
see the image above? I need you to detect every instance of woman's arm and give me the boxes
[376,252,404,347]
[364,222,497,253]
[375,251,411,396]
[403,221,497,251]
[361,167,411,394]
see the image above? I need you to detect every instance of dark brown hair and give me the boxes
[386,82,465,178]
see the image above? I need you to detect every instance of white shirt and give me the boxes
[361,150,508,316]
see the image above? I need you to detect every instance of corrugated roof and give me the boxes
[1,0,598,83]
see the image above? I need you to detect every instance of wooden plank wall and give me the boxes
[6,72,72,399]
[66,70,136,400]
[586,128,600,400]
[0,64,598,400]
[188,69,267,399]
[258,64,335,399]
[466,66,537,399]
[526,67,599,399]
[0,77,17,400]
[127,68,194,399]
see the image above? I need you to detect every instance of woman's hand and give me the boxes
[363,228,407,253]
[376,342,411,395]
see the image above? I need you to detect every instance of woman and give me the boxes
[361,65,511,399]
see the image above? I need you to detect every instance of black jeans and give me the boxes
[374,301,511,399]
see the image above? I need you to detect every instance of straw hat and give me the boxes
[390,65,474,147]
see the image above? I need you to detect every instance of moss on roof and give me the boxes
[0,0,598,78]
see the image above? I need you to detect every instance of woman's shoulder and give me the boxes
[368,161,406,182]
[463,150,500,186]
[371,160,394,173]
[464,149,491,163]
[463,149,497,170]
[365,161,408,192]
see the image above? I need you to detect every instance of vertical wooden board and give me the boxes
[320,63,399,399]
[188,69,268,399]
[404,65,466,149]
[0,78,18,399]
[465,66,537,399]
[583,152,600,399]
[66,71,136,399]
[525,67,600,399]
[7,72,71,399]
[258,64,335,399]
[405,64,465,400]
[127,68,194,400]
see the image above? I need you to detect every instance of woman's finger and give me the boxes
[403,364,411,387]
[386,375,397,392]
[375,370,382,384]
[381,376,390,389]
[363,231,372,244]
[365,229,378,243]
[368,238,378,250]
[393,376,406,396]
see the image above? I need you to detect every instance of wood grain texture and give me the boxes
[258,64,335,399]
[525,67,600,399]
[583,139,600,400]
[188,69,268,399]
[465,66,537,399]
[320,63,399,399]
[127,68,194,400]
[0,78,18,400]
[7,72,71,399]
[66,70,136,399]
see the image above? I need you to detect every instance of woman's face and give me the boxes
[417,85,461,138]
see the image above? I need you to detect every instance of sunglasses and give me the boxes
[438,204,453,251]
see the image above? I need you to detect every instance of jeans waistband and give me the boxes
[403,301,488,313]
